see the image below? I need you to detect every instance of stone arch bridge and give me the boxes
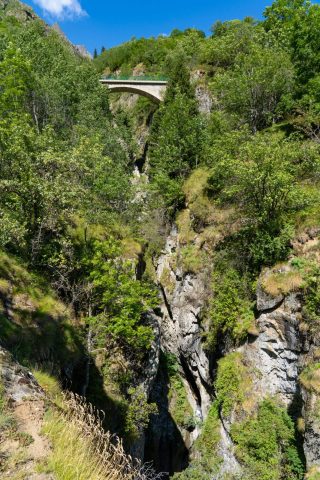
[100,76,168,103]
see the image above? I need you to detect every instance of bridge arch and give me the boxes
[100,78,167,104]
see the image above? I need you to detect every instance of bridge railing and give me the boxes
[101,74,168,82]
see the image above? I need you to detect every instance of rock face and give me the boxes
[206,278,307,479]
[195,85,212,114]
[0,347,44,403]
[156,228,211,423]
[144,228,213,475]
[302,390,320,470]
[244,289,304,405]
[144,225,320,479]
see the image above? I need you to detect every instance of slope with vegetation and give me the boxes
[1,0,320,479]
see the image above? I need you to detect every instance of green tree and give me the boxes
[207,134,311,268]
[149,50,203,213]
[264,0,320,85]
[211,42,294,131]
[88,240,158,355]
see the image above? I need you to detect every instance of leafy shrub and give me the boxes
[302,263,320,333]
[125,386,158,441]
[88,239,158,355]
[207,266,255,349]
[179,245,206,275]
[173,402,221,479]
[162,352,195,430]
[231,399,305,480]
[215,352,253,417]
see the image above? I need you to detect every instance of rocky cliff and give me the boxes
[143,225,320,479]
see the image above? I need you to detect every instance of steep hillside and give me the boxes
[2,0,320,479]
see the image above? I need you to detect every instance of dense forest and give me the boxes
[1,0,320,479]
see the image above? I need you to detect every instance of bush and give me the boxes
[215,352,253,417]
[162,352,195,430]
[173,402,221,479]
[231,398,305,480]
[125,386,158,441]
[207,266,255,349]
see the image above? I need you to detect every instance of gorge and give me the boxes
[1,1,320,479]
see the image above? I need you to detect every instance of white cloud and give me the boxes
[33,0,87,19]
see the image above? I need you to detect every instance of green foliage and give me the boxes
[0,250,83,368]
[231,399,305,480]
[264,0,320,84]
[88,239,158,355]
[93,28,206,74]
[207,266,254,349]
[173,403,221,480]
[203,18,261,70]
[162,352,195,430]
[206,133,315,269]
[211,37,294,131]
[179,245,206,274]
[169,373,195,430]
[149,52,203,213]
[215,352,252,416]
[302,262,320,332]
[0,17,134,264]
[124,386,157,441]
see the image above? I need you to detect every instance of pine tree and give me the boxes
[93,48,98,59]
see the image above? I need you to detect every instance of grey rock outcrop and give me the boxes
[156,227,211,427]
[195,85,212,114]
[0,347,44,403]
[215,275,307,478]
[244,289,304,405]
[302,390,320,470]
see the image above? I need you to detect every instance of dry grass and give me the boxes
[183,167,210,205]
[262,268,303,297]
[306,465,320,479]
[40,393,162,480]
[121,238,142,260]
[300,363,320,394]
[0,278,10,295]
[176,209,196,245]
[159,265,175,295]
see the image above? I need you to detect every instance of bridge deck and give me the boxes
[100,79,168,85]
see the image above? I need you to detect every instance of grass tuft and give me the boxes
[300,363,320,394]
[262,267,303,297]
[40,393,160,480]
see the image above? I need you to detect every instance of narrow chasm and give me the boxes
[144,357,190,477]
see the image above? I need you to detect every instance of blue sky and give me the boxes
[24,0,275,54]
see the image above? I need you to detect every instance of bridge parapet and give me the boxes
[102,74,168,82]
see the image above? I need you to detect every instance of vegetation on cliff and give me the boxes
[1,0,320,478]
